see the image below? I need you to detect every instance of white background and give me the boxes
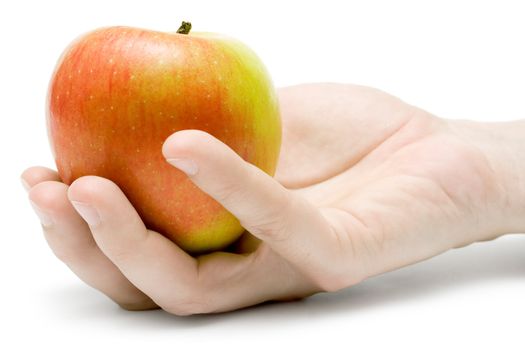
[1,0,524,348]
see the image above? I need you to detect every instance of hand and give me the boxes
[22,83,524,315]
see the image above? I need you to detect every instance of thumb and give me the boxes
[162,130,335,271]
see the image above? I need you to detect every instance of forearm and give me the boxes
[449,119,525,235]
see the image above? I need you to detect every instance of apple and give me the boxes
[47,22,281,254]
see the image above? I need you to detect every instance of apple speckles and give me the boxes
[77,69,82,74]
[113,70,117,75]
[89,69,93,74]
[100,107,105,112]
[131,125,136,131]
[136,148,140,153]
[68,74,72,80]
[158,59,164,65]
[56,95,60,100]
[213,60,218,65]
[130,74,135,80]
[110,106,114,110]
[108,58,114,64]
[89,95,94,100]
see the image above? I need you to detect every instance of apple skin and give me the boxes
[47,26,281,254]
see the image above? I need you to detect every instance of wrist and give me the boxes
[448,119,525,235]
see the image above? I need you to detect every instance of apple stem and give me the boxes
[177,21,192,35]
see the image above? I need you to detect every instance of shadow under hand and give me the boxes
[302,233,525,314]
[46,234,524,328]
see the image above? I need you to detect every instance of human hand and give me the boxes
[22,83,525,314]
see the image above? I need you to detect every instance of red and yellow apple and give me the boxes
[46,22,281,254]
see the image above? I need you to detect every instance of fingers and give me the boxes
[67,176,317,314]
[22,167,321,314]
[161,130,341,282]
[24,173,156,310]
[67,176,199,312]
[24,168,324,315]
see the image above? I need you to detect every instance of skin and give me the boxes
[22,83,525,314]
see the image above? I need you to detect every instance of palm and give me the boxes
[276,83,417,189]
[275,83,500,276]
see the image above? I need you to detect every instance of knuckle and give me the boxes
[248,218,289,241]
[102,246,135,264]
[212,163,260,205]
[214,172,252,203]
[212,164,261,206]
[214,180,249,205]
[244,192,293,240]
[50,246,78,263]
[101,229,151,264]
[44,231,90,264]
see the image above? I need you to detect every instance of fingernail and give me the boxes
[166,158,198,176]
[21,178,31,192]
[29,200,53,228]
[71,201,101,228]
